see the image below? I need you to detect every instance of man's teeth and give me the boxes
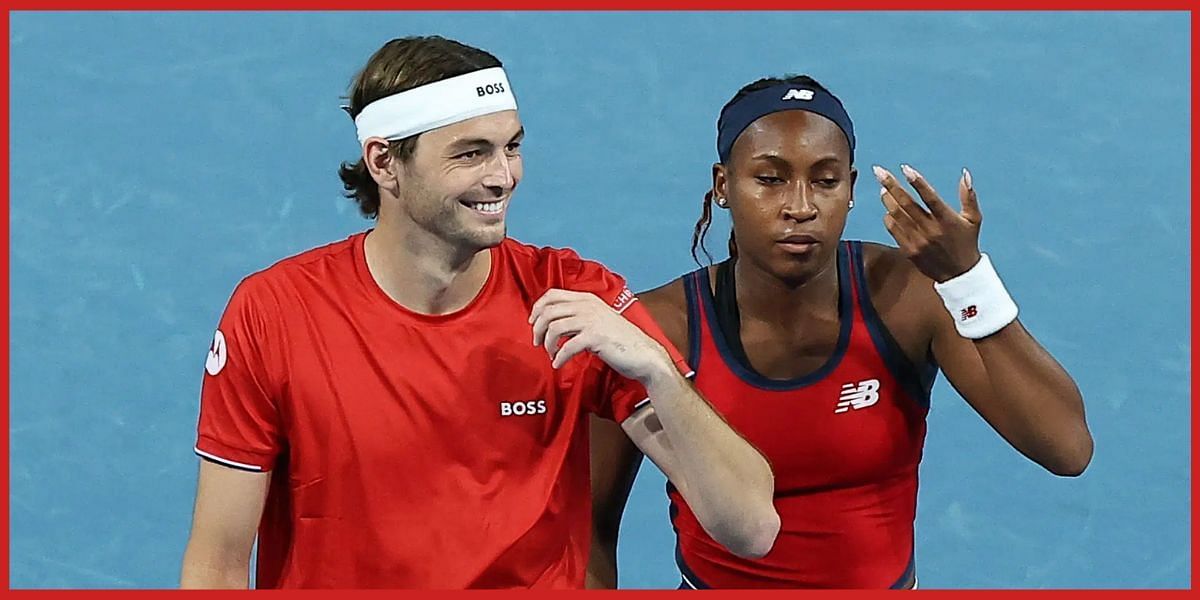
[468,201,504,214]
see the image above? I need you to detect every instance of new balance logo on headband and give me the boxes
[781,88,816,101]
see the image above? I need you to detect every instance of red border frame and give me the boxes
[1,5,1194,595]
[1,2,1199,9]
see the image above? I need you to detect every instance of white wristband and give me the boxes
[932,253,1018,339]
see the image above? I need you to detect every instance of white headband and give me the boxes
[353,67,517,146]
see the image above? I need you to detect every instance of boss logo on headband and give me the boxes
[781,89,815,101]
[477,82,507,97]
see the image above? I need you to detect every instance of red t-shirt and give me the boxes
[195,232,689,589]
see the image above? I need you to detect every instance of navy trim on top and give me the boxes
[681,270,704,372]
[665,480,681,533]
[695,244,853,391]
[847,241,938,409]
[675,540,713,589]
[890,550,917,589]
[666,480,712,589]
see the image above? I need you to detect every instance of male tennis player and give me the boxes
[179,35,779,589]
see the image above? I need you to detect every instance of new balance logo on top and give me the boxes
[781,88,815,101]
[835,379,880,413]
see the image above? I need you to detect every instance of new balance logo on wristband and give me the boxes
[835,379,880,413]
[961,305,978,320]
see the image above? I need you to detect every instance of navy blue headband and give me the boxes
[716,83,855,164]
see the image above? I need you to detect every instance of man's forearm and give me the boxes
[641,363,780,558]
[180,549,251,589]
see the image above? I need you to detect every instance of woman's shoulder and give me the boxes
[638,274,697,358]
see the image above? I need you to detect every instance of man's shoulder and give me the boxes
[503,237,587,266]
[501,237,622,283]
[499,237,635,312]
[266,232,362,275]
[236,232,364,303]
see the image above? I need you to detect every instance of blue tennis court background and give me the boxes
[8,11,1190,589]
